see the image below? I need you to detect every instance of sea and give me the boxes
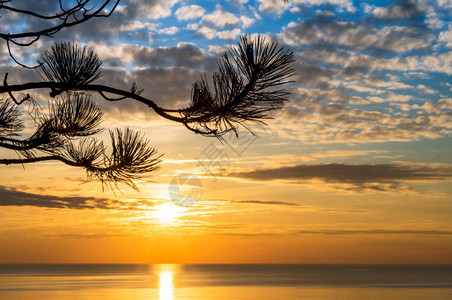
[1,264,452,299]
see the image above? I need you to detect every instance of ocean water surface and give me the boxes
[1,264,452,299]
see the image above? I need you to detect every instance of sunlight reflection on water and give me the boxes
[159,271,173,300]
[155,264,177,300]
[1,264,452,299]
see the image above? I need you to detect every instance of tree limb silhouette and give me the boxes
[0,2,295,191]
[1,36,295,134]
[0,0,119,67]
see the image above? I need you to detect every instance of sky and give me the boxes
[0,0,451,263]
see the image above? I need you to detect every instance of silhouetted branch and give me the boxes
[0,94,103,161]
[0,0,120,66]
[3,73,33,105]
[0,96,23,137]
[64,128,161,191]
[2,36,295,134]
[180,34,295,136]
[1,1,88,20]
[39,42,102,96]
[89,128,162,190]
[0,128,161,191]
[0,34,295,190]
[0,95,161,190]
[46,94,104,137]
[0,0,119,41]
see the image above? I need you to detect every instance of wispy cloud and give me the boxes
[230,200,302,206]
[175,4,206,21]
[257,0,355,14]
[202,8,240,28]
[212,228,452,237]
[369,0,426,21]
[295,229,452,235]
[0,186,114,209]
[0,186,158,210]
[228,163,452,192]
[267,0,452,144]
[44,233,124,239]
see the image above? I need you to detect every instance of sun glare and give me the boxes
[159,271,174,300]
[153,203,183,223]
[155,265,178,300]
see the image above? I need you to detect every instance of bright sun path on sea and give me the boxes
[157,265,178,300]
[159,271,174,300]
[153,203,184,223]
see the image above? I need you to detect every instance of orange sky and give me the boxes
[1,141,452,263]
[1,0,452,264]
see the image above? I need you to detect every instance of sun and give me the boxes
[153,203,184,223]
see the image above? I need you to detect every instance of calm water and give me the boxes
[1,264,452,299]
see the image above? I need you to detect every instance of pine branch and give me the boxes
[0,1,119,41]
[0,34,295,190]
[38,42,102,94]
[181,34,296,136]
[0,96,23,137]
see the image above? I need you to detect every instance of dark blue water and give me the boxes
[1,264,452,299]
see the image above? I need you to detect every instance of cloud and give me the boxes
[283,20,432,54]
[294,229,452,235]
[417,84,437,94]
[182,5,256,38]
[158,26,179,35]
[80,42,219,114]
[256,0,290,14]
[240,15,255,28]
[44,233,123,239]
[130,67,201,107]
[122,0,179,20]
[257,0,355,14]
[272,94,451,144]
[228,163,452,192]
[370,0,426,21]
[4,39,220,120]
[437,0,452,9]
[270,0,450,145]
[5,0,451,150]
[227,0,250,5]
[438,24,452,48]
[196,26,242,40]
[118,20,157,32]
[213,228,452,237]
[0,186,158,210]
[384,52,452,74]
[202,9,240,28]
[0,186,115,209]
[230,200,302,206]
[310,150,386,159]
[92,42,216,70]
[175,5,206,21]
